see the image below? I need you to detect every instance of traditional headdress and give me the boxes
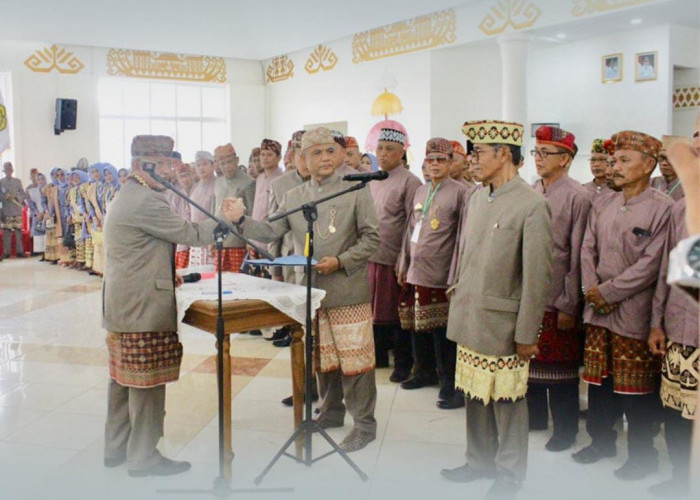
[261,139,282,156]
[131,135,174,157]
[535,125,576,154]
[611,130,662,160]
[462,120,524,147]
[425,138,454,156]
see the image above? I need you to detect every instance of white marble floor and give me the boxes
[0,258,676,500]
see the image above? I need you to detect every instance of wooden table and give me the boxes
[183,299,305,481]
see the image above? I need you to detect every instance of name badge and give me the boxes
[411,221,422,243]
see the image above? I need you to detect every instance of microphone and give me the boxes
[140,161,157,174]
[182,272,201,283]
[342,171,389,182]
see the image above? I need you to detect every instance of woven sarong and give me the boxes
[398,284,449,332]
[44,227,58,261]
[529,311,581,384]
[106,331,183,388]
[314,303,375,376]
[214,247,246,273]
[175,250,189,270]
[455,344,529,404]
[661,342,698,420]
[92,229,104,274]
[582,325,659,395]
[84,236,94,268]
[369,262,401,325]
[1,215,22,230]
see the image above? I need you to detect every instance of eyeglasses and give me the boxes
[530,149,568,159]
[425,155,450,164]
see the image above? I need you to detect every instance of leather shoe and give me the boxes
[649,478,690,498]
[400,375,438,390]
[545,435,575,452]
[104,454,126,468]
[339,428,375,452]
[266,327,289,341]
[389,369,409,383]
[485,475,522,500]
[440,464,496,483]
[281,392,319,406]
[273,336,291,348]
[248,330,262,336]
[436,395,465,410]
[614,458,658,481]
[571,444,616,464]
[312,417,344,431]
[128,457,191,477]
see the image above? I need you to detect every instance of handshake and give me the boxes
[220,198,247,225]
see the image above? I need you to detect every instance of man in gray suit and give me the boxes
[226,127,381,452]
[102,135,240,477]
[441,120,553,500]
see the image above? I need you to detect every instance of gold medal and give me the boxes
[329,225,336,234]
[415,203,423,211]
[430,218,440,230]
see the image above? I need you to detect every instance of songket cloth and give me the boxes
[214,247,246,273]
[44,226,58,261]
[398,284,448,332]
[91,229,104,274]
[175,250,189,270]
[529,311,581,384]
[188,246,214,267]
[1,215,22,230]
[369,262,400,325]
[661,342,698,420]
[84,232,94,268]
[455,344,529,404]
[74,222,86,264]
[314,303,375,376]
[106,331,183,388]
[582,325,660,395]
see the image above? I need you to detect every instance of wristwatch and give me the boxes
[667,234,700,288]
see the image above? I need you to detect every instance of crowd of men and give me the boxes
[3,115,698,500]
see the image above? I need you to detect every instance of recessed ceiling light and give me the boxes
[630,18,643,24]
[556,33,567,39]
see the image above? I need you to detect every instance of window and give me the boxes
[98,78,229,167]
[0,71,15,167]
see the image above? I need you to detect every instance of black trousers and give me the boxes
[411,328,456,399]
[586,377,658,464]
[527,382,579,441]
[663,407,692,482]
[373,324,413,373]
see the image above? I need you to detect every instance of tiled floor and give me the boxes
[0,258,676,500]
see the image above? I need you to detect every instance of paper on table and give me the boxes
[244,255,317,267]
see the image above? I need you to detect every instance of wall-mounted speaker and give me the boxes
[54,98,77,135]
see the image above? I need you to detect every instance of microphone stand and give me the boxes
[254,178,371,485]
[143,166,290,498]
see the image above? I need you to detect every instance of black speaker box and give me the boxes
[55,98,77,134]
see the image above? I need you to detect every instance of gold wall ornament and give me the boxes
[0,105,7,131]
[24,45,85,74]
[106,49,227,82]
[266,55,294,83]
[352,9,456,64]
[479,0,542,36]
[673,86,700,109]
[571,0,656,17]
[304,45,338,74]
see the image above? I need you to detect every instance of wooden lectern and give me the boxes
[183,299,306,480]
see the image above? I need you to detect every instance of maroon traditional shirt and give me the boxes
[369,166,422,266]
[651,175,684,202]
[188,177,216,223]
[651,200,698,346]
[533,175,592,316]
[582,180,612,197]
[252,167,283,221]
[581,187,673,340]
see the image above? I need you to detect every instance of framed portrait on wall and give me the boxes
[602,53,622,83]
[635,51,657,82]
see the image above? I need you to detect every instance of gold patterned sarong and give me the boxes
[455,344,529,404]
[106,331,183,388]
[661,342,698,420]
[315,303,375,376]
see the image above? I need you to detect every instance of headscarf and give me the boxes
[88,163,105,182]
[103,164,119,188]
[51,167,68,188]
[361,153,379,172]
[70,169,89,185]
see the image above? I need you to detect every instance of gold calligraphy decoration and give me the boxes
[24,45,85,74]
[106,49,227,83]
[571,0,656,17]
[479,1,542,36]
[673,86,700,109]
[266,55,294,83]
[304,45,338,74]
[352,9,456,64]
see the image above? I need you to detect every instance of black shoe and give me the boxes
[440,464,496,483]
[266,327,289,341]
[281,392,319,406]
[545,435,575,452]
[273,336,291,348]
[248,330,262,336]
[614,458,658,481]
[389,369,410,383]
[312,417,344,431]
[485,475,522,500]
[572,444,616,464]
[649,478,690,498]
[104,454,127,468]
[529,421,548,431]
[128,457,191,477]
[400,375,438,390]
[436,394,465,410]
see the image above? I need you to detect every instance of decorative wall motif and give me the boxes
[24,45,85,74]
[106,49,227,82]
[571,0,656,17]
[304,45,338,74]
[352,9,456,64]
[479,0,542,36]
[266,55,294,83]
[673,86,700,109]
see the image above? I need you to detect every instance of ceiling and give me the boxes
[1,0,471,60]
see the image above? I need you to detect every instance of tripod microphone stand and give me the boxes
[141,165,291,498]
[254,179,373,485]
